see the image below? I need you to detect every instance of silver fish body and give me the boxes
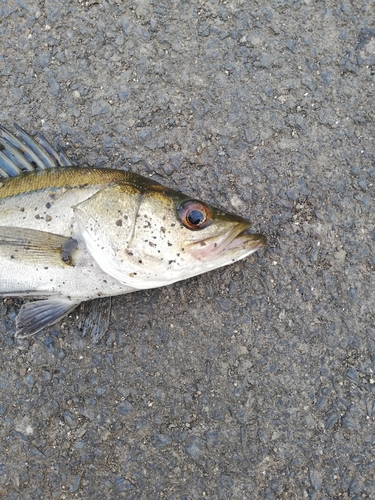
[0,125,266,336]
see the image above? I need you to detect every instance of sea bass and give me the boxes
[0,124,266,337]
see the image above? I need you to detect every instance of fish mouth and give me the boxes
[219,221,266,255]
[190,221,266,260]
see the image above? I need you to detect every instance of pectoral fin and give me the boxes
[16,297,81,337]
[0,226,78,266]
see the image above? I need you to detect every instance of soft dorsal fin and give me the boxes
[16,298,81,337]
[0,226,78,266]
[0,124,77,179]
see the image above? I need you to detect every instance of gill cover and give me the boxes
[74,182,187,289]
[73,184,145,289]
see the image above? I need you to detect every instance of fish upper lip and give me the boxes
[223,221,251,247]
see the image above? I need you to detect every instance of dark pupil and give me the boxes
[187,209,205,226]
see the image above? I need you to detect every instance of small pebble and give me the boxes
[334,249,346,260]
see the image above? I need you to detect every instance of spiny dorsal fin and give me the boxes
[0,226,78,266]
[16,298,81,337]
[0,124,77,179]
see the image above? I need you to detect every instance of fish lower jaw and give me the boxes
[226,232,266,252]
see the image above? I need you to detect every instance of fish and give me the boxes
[0,124,266,337]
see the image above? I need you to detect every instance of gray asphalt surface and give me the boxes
[1,1,375,498]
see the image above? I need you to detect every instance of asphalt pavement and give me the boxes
[0,0,374,498]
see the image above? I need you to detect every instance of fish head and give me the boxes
[74,178,266,290]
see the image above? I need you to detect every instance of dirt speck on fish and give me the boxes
[0,124,266,337]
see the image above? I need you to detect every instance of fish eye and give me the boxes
[179,200,211,230]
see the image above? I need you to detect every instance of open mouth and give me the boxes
[190,222,266,259]
[226,224,267,253]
